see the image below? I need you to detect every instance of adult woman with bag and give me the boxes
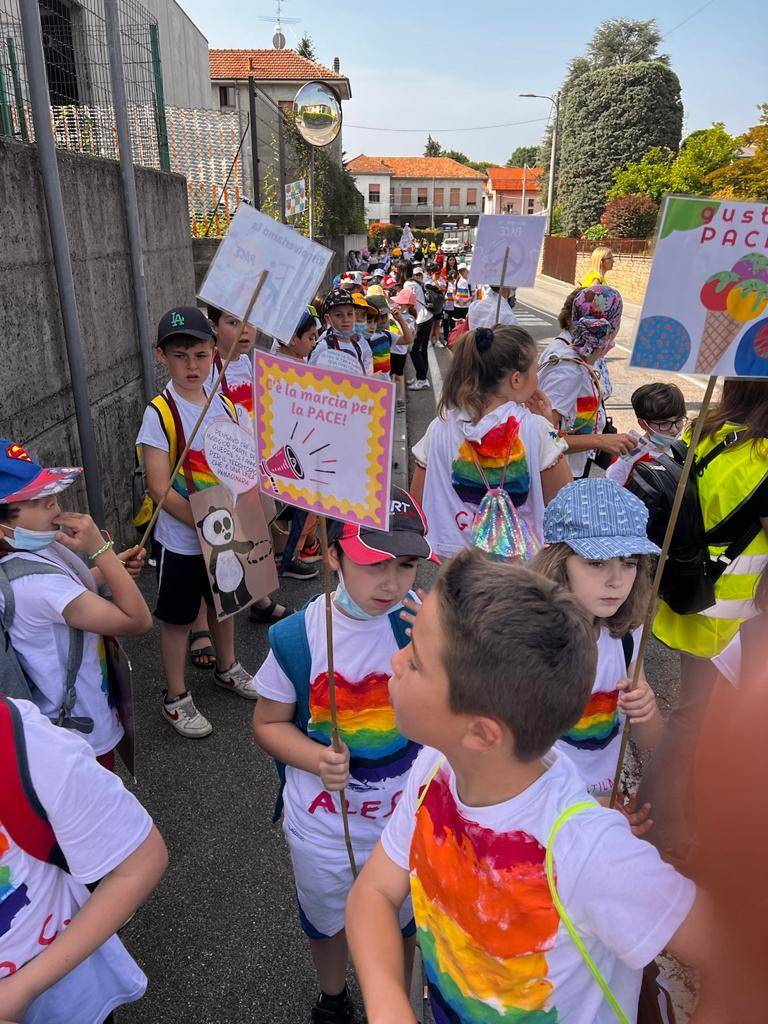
[537,285,635,478]
[638,380,768,858]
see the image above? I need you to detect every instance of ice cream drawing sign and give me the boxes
[630,196,768,378]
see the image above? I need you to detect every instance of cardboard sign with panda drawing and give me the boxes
[189,484,278,621]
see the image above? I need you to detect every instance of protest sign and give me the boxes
[285,178,307,216]
[197,204,331,344]
[204,420,261,497]
[253,351,395,530]
[190,484,278,621]
[630,196,768,377]
[468,215,546,287]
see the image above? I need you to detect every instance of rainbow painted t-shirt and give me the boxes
[207,353,254,420]
[368,330,392,375]
[451,413,531,508]
[572,393,600,435]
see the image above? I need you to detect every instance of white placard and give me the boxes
[204,419,260,497]
[468,215,546,287]
[197,204,332,344]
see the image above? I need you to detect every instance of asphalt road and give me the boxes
[117,299,687,1023]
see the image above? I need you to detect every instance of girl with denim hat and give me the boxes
[531,478,663,819]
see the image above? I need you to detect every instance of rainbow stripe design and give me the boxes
[561,690,619,751]
[370,332,391,375]
[451,414,530,508]
[411,767,559,1023]
[172,446,218,498]
[308,672,420,783]
[0,832,30,938]
[97,637,115,709]
[572,394,599,435]
[227,381,254,419]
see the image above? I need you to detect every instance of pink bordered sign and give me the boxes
[253,351,395,531]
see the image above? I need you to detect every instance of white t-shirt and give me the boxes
[382,746,696,1024]
[453,275,472,308]
[412,401,566,558]
[605,441,657,488]
[555,626,642,797]
[205,352,253,424]
[538,336,606,478]
[309,329,373,376]
[467,291,519,330]
[390,312,414,357]
[136,383,233,555]
[0,700,152,1024]
[408,280,433,324]
[0,544,123,756]
[255,595,420,854]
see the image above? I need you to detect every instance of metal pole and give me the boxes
[431,175,434,229]
[18,2,105,525]
[277,107,287,224]
[7,38,28,142]
[309,146,315,240]
[149,24,170,172]
[104,0,154,406]
[546,92,560,234]
[0,53,12,137]
[248,76,260,209]
[521,164,527,216]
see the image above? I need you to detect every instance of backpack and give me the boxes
[467,433,541,563]
[267,598,412,821]
[0,558,89,731]
[423,282,445,316]
[0,695,69,870]
[627,431,766,616]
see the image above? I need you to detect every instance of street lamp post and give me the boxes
[520,91,560,234]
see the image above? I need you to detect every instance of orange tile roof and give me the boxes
[345,155,486,180]
[209,49,345,82]
[486,166,542,191]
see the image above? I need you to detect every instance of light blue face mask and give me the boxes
[333,326,357,339]
[334,566,403,621]
[649,431,676,449]
[4,525,59,552]
[354,322,368,337]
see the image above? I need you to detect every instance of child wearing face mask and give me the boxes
[531,478,664,811]
[252,487,438,1024]
[606,383,688,488]
[309,289,374,376]
[0,441,153,767]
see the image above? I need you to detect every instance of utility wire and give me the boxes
[661,0,717,39]
[345,116,548,134]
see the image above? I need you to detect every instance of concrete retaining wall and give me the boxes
[575,251,651,304]
[0,137,195,540]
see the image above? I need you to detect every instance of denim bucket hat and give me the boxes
[543,478,661,560]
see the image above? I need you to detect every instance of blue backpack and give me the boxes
[267,597,412,821]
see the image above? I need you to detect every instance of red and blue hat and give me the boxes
[337,487,439,565]
[0,440,82,504]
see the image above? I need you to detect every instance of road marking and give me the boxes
[515,312,553,327]
[428,345,444,407]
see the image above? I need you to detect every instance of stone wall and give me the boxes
[574,251,652,305]
[0,137,196,540]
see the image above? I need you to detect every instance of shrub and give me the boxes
[582,223,609,240]
[601,194,659,238]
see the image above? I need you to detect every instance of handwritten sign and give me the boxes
[630,196,768,377]
[205,420,260,497]
[197,204,332,344]
[253,351,395,530]
[468,215,546,287]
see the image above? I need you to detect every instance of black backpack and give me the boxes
[628,432,766,615]
[423,283,445,316]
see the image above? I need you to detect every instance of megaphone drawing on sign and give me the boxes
[260,444,305,489]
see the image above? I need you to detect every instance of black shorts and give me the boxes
[390,352,407,376]
[154,542,214,625]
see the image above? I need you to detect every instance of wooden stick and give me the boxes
[494,246,510,324]
[138,271,269,552]
[609,374,718,808]
[318,515,359,877]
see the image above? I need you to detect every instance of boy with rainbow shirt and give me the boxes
[252,488,439,1024]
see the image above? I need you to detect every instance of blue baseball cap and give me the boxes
[0,440,82,504]
[543,478,660,560]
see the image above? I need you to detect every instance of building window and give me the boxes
[434,187,444,206]
[390,189,395,204]
[369,186,380,203]
[219,86,237,110]
[40,0,83,105]
[505,202,515,214]
[466,188,477,206]
[417,187,428,206]
[401,187,412,204]
[527,198,535,213]
[450,188,460,207]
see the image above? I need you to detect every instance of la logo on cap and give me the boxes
[6,443,31,462]
[171,311,185,327]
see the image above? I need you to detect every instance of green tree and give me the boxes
[558,62,682,235]
[296,34,316,61]
[424,134,442,157]
[707,125,768,200]
[506,145,539,168]
[609,147,675,203]
[467,160,492,173]
[586,17,669,67]
[442,148,469,164]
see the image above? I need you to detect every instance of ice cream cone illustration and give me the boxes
[696,264,768,373]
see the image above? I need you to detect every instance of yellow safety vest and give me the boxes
[653,423,768,658]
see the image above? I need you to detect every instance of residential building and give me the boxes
[483,166,543,216]
[345,156,487,229]
[142,0,215,109]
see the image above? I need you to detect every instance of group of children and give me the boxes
[0,288,713,1023]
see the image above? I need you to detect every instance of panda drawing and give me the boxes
[196,506,254,616]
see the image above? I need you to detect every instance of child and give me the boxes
[309,289,373,376]
[270,307,320,361]
[136,305,258,739]
[389,289,417,412]
[346,548,716,1024]
[0,441,152,768]
[252,488,438,1024]
[532,478,664,802]
[411,324,572,558]
[606,383,687,488]
[0,696,167,1023]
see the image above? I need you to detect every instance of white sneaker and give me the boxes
[162,691,213,738]
[408,379,429,391]
[214,661,259,699]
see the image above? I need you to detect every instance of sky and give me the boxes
[180,0,768,166]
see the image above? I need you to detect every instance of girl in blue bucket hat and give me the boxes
[531,477,662,826]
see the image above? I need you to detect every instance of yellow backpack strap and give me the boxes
[149,394,178,470]
[546,802,629,1024]
[219,394,239,423]
[415,756,445,812]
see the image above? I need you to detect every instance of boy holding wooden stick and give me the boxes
[252,488,438,1024]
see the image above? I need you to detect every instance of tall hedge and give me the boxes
[558,62,682,236]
